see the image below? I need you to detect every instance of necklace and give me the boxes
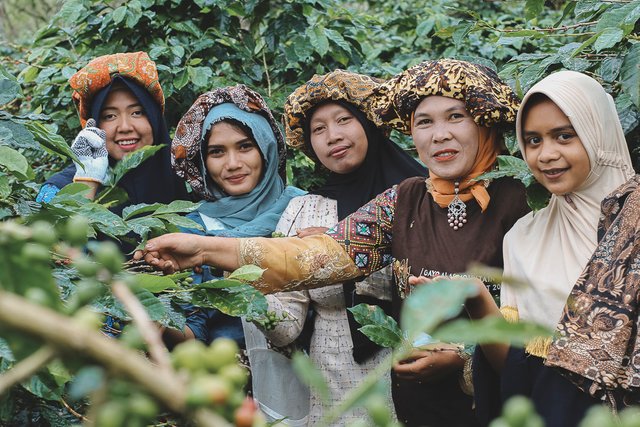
[447,181,467,231]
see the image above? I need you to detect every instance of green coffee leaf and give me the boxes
[476,155,536,187]
[0,146,34,180]
[0,78,20,106]
[621,43,640,108]
[227,264,265,282]
[433,316,552,346]
[190,285,267,317]
[401,279,478,342]
[348,304,404,348]
[129,274,179,293]
[594,28,624,53]
[111,145,163,185]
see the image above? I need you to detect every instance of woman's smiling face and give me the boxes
[522,98,590,195]
[411,96,487,180]
[205,121,264,196]
[308,102,369,174]
[99,88,154,161]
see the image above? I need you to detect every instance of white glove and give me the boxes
[72,118,109,184]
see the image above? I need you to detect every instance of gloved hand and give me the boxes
[72,118,109,184]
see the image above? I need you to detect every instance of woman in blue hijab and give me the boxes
[168,85,304,346]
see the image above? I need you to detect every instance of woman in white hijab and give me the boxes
[471,70,635,427]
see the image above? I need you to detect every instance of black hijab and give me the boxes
[304,100,426,363]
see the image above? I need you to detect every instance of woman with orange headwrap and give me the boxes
[37,52,189,224]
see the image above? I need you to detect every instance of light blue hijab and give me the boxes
[189,103,304,238]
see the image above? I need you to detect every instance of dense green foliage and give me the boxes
[0,0,639,425]
[3,0,639,188]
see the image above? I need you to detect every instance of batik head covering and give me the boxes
[500,71,634,350]
[373,59,520,212]
[172,85,304,238]
[173,85,286,199]
[69,51,164,127]
[284,69,385,158]
[373,59,519,135]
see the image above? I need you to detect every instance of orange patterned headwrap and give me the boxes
[69,52,164,127]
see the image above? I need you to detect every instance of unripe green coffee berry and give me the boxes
[120,326,146,350]
[73,307,103,330]
[24,287,53,307]
[92,241,124,274]
[30,221,58,246]
[74,256,100,277]
[74,279,105,304]
[21,243,51,263]
[172,340,208,372]
[95,401,127,427]
[502,396,534,427]
[205,338,238,372]
[127,393,159,419]
[186,375,232,407]
[219,364,249,387]
[64,215,90,246]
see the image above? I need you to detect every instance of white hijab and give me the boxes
[501,71,634,329]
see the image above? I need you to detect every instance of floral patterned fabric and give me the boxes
[283,70,384,156]
[238,234,362,294]
[69,51,164,127]
[325,186,397,275]
[372,58,519,135]
[171,85,287,200]
[237,187,397,294]
[546,175,640,406]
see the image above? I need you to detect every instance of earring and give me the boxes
[447,181,467,231]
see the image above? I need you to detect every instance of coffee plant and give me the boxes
[0,0,638,425]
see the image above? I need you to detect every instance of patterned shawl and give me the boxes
[546,175,640,406]
[69,51,164,127]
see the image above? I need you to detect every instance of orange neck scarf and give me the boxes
[428,127,498,212]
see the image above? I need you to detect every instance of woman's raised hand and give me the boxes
[71,118,109,184]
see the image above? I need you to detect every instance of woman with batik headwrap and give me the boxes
[467,71,636,426]
[242,70,425,425]
[135,59,530,426]
[36,52,189,221]
[168,85,305,349]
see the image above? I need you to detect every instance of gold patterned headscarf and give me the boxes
[284,70,383,156]
[373,59,520,212]
[69,52,164,127]
[373,59,519,135]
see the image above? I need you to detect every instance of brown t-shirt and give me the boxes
[390,176,529,426]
